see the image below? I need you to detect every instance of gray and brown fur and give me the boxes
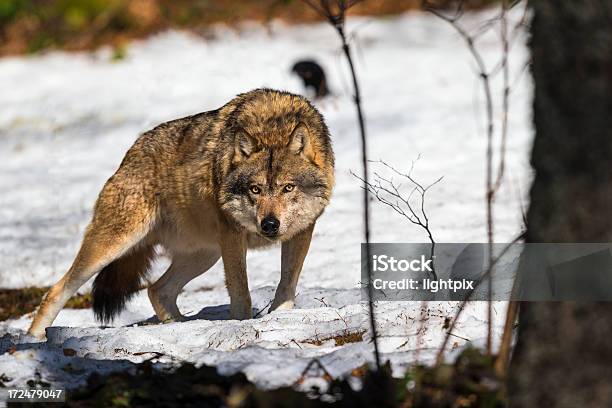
[28,89,334,338]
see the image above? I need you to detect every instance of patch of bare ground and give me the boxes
[0,287,92,321]
[304,329,365,346]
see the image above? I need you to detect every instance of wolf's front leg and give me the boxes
[270,224,314,312]
[219,225,253,320]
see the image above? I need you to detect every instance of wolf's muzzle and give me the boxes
[261,216,280,236]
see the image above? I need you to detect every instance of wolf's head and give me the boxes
[217,90,334,241]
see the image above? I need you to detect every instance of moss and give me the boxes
[110,43,127,61]
[0,287,92,321]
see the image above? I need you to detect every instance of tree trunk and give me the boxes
[509,1,612,407]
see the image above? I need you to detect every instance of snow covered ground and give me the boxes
[0,8,532,392]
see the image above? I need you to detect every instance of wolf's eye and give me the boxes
[283,184,295,193]
[250,185,261,194]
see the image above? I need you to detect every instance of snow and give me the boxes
[0,8,532,393]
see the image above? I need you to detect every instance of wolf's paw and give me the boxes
[26,327,47,341]
[159,315,184,324]
[269,299,295,312]
[147,286,183,323]
[229,303,253,320]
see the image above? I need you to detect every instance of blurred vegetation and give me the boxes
[8,347,503,407]
[0,287,91,321]
[0,0,499,56]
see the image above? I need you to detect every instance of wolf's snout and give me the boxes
[261,216,280,236]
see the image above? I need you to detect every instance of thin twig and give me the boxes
[492,0,510,193]
[447,332,471,342]
[302,0,380,370]
[295,358,333,385]
[255,299,274,318]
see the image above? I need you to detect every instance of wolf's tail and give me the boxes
[92,244,156,324]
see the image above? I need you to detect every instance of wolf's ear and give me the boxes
[288,123,316,161]
[235,130,258,160]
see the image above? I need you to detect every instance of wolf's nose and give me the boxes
[261,216,280,236]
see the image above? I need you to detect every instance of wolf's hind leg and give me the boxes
[27,226,152,338]
[148,249,220,322]
[270,224,314,312]
[28,180,158,339]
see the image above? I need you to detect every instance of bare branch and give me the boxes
[354,158,443,280]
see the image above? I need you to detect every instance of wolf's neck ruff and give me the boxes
[28,89,335,339]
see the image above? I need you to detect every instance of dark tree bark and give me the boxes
[509,2,612,407]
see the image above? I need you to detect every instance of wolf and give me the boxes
[28,89,335,339]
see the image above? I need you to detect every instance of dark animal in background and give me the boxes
[291,59,330,98]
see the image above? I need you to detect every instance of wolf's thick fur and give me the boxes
[28,89,334,338]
